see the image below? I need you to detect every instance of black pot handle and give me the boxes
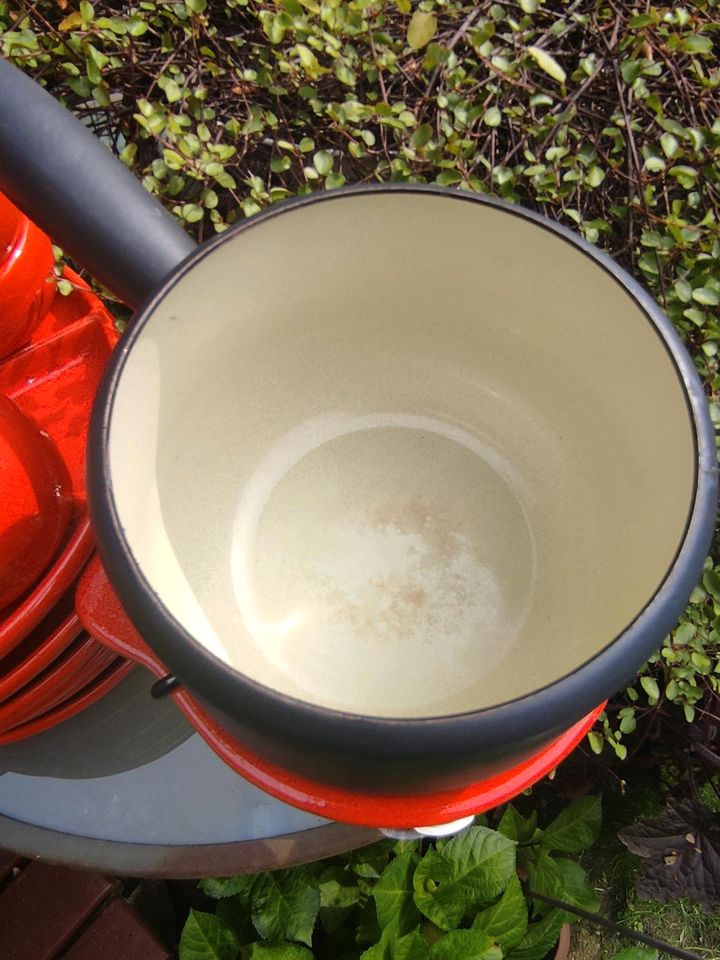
[0,59,195,309]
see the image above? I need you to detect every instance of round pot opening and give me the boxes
[95,187,708,733]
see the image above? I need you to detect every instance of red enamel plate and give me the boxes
[0,606,83,703]
[0,634,116,732]
[0,518,93,657]
[0,658,133,745]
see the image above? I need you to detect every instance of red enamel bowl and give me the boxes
[0,191,55,360]
[0,394,73,610]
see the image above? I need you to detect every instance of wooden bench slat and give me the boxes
[61,898,172,960]
[0,862,118,960]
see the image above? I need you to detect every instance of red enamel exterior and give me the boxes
[0,394,73,608]
[0,266,119,653]
[0,196,126,740]
[76,556,605,828]
[0,192,56,359]
[0,632,116,732]
[0,609,83,703]
[0,659,134,745]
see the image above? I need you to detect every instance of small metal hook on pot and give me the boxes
[150,674,182,699]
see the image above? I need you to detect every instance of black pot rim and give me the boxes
[87,184,718,762]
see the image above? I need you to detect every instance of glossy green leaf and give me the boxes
[435,170,462,185]
[681,35,713,55]
[629,13,656,28]
[692,287,720,306]
[540,796,601,854]
[472,873,527,953]
[640,676,660,702]
[296,44,325,78]
[413,828,516,930]
[674,622,696,645]
[586,165,605,187]
[498,806,538,844]
[526,46,566,84]
[660,133,679,158]
[373,851,421,936]
[411,124,433,149]
[407,12,437,51]
[179,910,239,960]
[248,945,314,959]
[429,929,502,960]
[620,59,643,84]
[505,909,567,960]
[397,929,432,960]
[362,926,431,960]
[527,851,563,908]
[325,171,346,189]
[201,873,255,901]
[703,571,720,602]
[674,278,693,303]
[552,859,600,912]
[318,865,361,910]
[313,150,334,175]
[619,714,637,734]
[644,156,665,173]
[250,867,320,946]
[336,64,356,86]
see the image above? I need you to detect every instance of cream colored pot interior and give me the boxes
[108,192,695,718]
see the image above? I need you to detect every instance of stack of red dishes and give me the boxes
[0,192,133,744]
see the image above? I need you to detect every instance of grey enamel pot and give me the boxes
[0,60,716,793]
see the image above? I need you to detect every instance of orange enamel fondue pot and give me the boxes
[0,60,715,799]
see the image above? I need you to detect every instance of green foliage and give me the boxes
[6,0,719,267]
[180,800,601,959]
[247,946,315,959]
[179,909,240,960]
[594,555,720,758]
[537,796,601,854]
[250,868,320,946]
[472,875,527,954]
[412,828,516,930]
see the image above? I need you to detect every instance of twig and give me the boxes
[424,8,482,101]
